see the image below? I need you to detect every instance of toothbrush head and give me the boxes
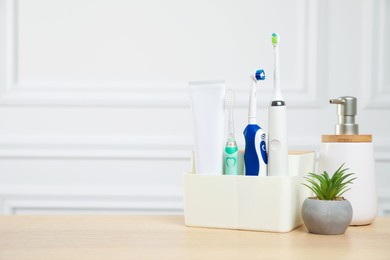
[272,33,280,47]
[254,69,266,81]
[225,89,235,109]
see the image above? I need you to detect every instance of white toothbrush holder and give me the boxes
[184,151,315,232]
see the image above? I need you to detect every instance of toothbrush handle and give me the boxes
[268,105,288,176]
[243,124,268,176]
[224,147,239,175]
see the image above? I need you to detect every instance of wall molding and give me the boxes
[0,135,193,159]
[0,134,389,162]
[1,186,389,216]
[0,0,321,108]
[361,0,390,109]
[378,191,390,217]
[0,186,183,215]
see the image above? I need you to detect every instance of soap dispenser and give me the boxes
[318,96,377,225]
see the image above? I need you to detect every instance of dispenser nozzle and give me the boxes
[329,98,345,105]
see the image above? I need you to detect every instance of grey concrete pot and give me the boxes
[301,198,353,235]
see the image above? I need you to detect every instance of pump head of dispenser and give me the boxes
[329,96,358,135]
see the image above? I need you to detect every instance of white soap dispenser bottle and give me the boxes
[318,96,377,225]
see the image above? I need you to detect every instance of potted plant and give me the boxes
[301,163,356,235]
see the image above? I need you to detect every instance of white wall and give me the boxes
[0,0,389,215]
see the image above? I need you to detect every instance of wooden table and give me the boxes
[0,216,389,260]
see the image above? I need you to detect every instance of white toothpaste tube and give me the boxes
[189,81,225,175]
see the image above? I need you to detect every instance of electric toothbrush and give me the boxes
[268,33,288,176]
[243,69,268,176]
[224,89,239,175]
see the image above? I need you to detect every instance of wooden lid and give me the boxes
[322,135,372,143]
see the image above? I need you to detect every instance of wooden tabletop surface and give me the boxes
[0,215,389,260]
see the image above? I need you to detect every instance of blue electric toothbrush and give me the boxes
[268,33,288,176]
[243,69,268,176]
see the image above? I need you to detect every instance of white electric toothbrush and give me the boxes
[268,33,288,176]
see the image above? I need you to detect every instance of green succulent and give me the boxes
[302,163,356,201]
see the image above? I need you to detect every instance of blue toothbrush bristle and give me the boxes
[255,69,266,81]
